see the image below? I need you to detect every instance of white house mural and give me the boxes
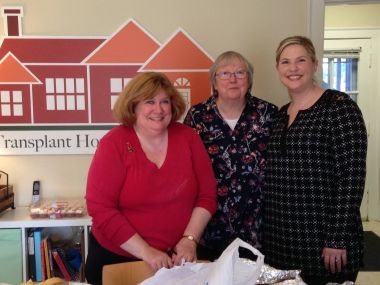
[0,6,214,154]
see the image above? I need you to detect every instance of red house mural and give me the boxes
[0,6,214,126]
[84,20,161,123]
[0,52,41,124]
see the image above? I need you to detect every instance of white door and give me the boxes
[324,38,376,220]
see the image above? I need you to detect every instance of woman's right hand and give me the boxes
[141,246,173,271]
[120,233,173,271]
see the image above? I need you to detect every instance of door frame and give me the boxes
[325,28,380,220]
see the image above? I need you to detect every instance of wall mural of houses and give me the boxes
[0,6,214,154]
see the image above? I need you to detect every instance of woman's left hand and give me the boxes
[172,237,197,265]
[322,247,347,273]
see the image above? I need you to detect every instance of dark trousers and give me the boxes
[196,243,223,261]
[85,232,139,285]
[301,271,358,285]
[197,243,259,262]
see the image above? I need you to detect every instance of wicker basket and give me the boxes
[0,170,15,213]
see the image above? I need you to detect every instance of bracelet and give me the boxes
[182,235,198,244]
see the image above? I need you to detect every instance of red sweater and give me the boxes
[86,123,217,257]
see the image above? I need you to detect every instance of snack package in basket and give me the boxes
[30,199,86,219]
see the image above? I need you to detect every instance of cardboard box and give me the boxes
[20,280,89,285]
[0,184,14,213]
[103,261,154,285]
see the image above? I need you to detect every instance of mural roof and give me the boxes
[0,37,105,63]
[141,29,213,71]
[0,52,40,83]
[85,20,160,64]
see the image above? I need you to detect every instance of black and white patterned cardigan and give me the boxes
[263,89,367,277]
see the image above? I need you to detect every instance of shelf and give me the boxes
[0,206,91,228]
[0,206,92,282]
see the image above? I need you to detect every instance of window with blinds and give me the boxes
[322,48,360,102]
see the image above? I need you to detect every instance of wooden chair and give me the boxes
[102,261,155,285]
[102,260,210,285]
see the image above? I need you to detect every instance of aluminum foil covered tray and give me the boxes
[240,259,306,284]
[257,264,306,284]
[243,259,354,285]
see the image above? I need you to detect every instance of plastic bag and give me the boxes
[139,238,264,285]
[207,238,264,285]
[138,262,210,285]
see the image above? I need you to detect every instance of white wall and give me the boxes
[0,0,325,207]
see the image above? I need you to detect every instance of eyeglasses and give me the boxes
[215,70,248,80]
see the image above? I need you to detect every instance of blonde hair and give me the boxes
[113,72,186,126]
[276,35,316,65]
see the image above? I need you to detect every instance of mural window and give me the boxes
[45,78,85,110]
[0,90,23,116]
[174,77,191,120]
[110,78,131,109]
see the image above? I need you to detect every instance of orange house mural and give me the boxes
[0,6,214,126]
[141,28,213,116]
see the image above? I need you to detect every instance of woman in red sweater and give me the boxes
[85,72,217,285]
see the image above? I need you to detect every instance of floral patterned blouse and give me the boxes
[184,94,277,251]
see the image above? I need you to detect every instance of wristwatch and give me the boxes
[183,235,198,244]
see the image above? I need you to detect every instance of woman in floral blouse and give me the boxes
[184,51,277,260]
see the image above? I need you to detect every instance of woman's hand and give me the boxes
[172,237,197,265]
[322,247,347,273]
[141,245,173,271]
[120,234,173,271]
[170,207,212,265]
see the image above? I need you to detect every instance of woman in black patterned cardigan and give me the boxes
[263,36,367,285]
